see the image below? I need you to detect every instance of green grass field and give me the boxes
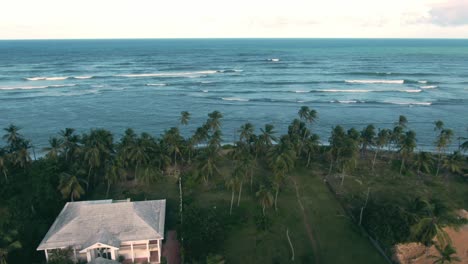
[95,163,388,264]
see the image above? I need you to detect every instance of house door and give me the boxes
[97,248,112,259]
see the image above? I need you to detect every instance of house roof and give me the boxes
[88,257,120,264]
[37,199,166,250]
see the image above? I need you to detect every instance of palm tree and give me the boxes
[268,136,296,210]
[239,122,254,143]
[58,128,80,163]
[196,147,220,184]
[415,152,434,175]
[82,129,114,188]
[2,124,24,151]
[429,243,461,264]
[328,125,346,175]
[12,147,31,169]
[128,134,152,181]
[399,130,417,175]
[372,129,390,171]
[259,124,277,153]
[58,172,86,201]
[256,185,274,216]
[207,111,223,131]
[43,137,63,161]
[360,124,375,157]
[0,155,8,183]
[163,128,184,167]
[435,128,454,177]
[180,111,190,126]
[104,160,123,198]
[442,151,464,175]
[298,106,317,124]
[225,175,238,215]
[397,115,408,129]
[302,134,320,167]
[0,229,21,264]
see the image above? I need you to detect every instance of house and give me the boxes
[37,199,166,264]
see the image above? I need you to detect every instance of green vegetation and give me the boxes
[0,108,467,264]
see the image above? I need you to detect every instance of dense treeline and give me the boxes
[1,107,467,264]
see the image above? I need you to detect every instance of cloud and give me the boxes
[429,0,468,26]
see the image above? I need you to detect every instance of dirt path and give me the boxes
[162,230,181,264]
[291,176,321,264]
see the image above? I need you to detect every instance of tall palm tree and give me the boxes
[397,115,408,129]
[2,124,24,151]
[163,128,184,167]
[0,229,21,264]
[399,130,417,175]
[58,172,86,201]
[298,106,317,124]
[0,155,8,183]
[360,124,375,157]
[442,151,464,175]
[104,159,123,198]
[372,129,391,171]
[12,147,31,169]
[259,124,277,153]
[435,128,454,177]
[82,129,114,188]
[128,134,152,181]
[225,174,239,215]
[196,147,220,184]
[328,125,346,175]
[302,134,320,167]
[207,111,223,131]
[59,128,80,163]
[415,152,434,175]
[238,122,254,143]
[43,137,63,161]
[256,185,274,216]
[268,136,295,210]
[180,111,191,126]
[429,243,461,264]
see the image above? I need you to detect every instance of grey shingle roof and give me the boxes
[37,199,166,250]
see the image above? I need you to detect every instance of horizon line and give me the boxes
[1,37,468,41]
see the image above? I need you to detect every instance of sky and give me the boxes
[1,0,468,39]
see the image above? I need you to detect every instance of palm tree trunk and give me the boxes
[230,189,234,215]
[87,166,92,191]
[436,152,441,177]
[341,167,345,186]
[179,176,183,225]
[174,151,177,168]
[71,192,74,202]
[262,203,266,216]
[400,158,405,175]
[3,170,8,183]
[274,185,279,211]
[307,152,311,167]
[237,180,243,206]
[135,163,139,182]
[372,148,379,171]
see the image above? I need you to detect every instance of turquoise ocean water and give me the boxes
[0,39,467,151]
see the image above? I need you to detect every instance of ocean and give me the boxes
[0,39,467,152]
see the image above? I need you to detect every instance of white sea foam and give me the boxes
[221,97,249,102]
[316,89,421,93]
[386,101,432,106]
[420,85,437,89]
[338,100,358,104]
[295,90,309,93]
[117,70,218,78]
[345,80,404,84]
[26,76,69,81]
[74,76,93,79]
[268,58,280,62]
[146,83,167,86]
[202,90,209,93]
[201,81,214,84]
[418,80,428,84]
[0,84,76,90]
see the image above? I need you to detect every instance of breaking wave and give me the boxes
[0,84,76,90]
[221,97,249,102]
[345,80,404,84]
[117,70,218,78]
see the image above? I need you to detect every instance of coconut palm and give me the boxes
[82,129,114,188]
[12,147,31,169]
[238,122,254,143]
[302,134,320,167]
[0,155,8,183]
[397,115,408,129]
[435,128,454,177]
[58,128,80,163]
[0,229,21,264]
[398,130,417,175]
[225,174,239,215]
[429,243,461,264]
[196,147,220,184]
[58,172,86,201]
[442,151,464,175]
[163,128,184,167]
[2,124,24,152]
[256,185,274,216]
[104,159,123,198]
[361,124,375,156]
[128,134,152,180]
[298,106,317,124]
[259,124,277,153]
[414,152,434,175]
[43,137,63,161]
[372,129,391,171]
[328,125,346,175]
[180,111,190,126]
[207,111,223,131]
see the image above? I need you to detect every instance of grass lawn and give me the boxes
[95,163,389,264]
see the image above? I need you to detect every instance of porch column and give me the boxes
[45,249,49,262]
[146,241,150,262]
[110,249,116,260]
[86,250,92,262]
[131,242,134,262]
[158,240,161,263]
[73,248,77,263]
